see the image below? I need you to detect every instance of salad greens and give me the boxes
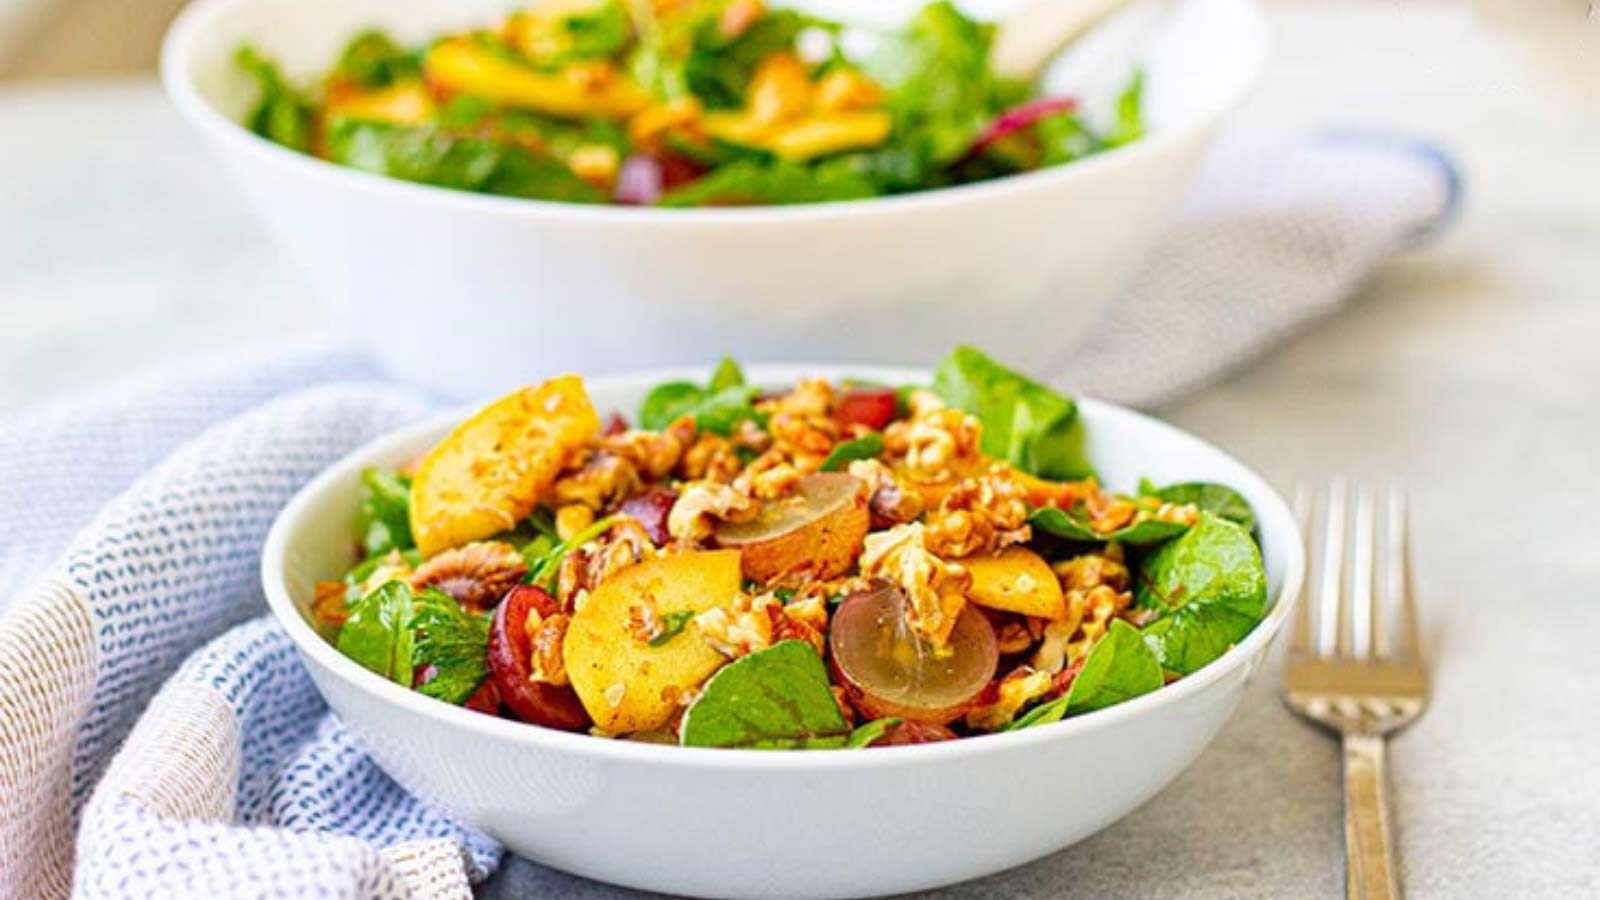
[1139,479,1258,535]
[356,467,414,558]
[819,433,885,472]
[336,581,416,685]
[932,345,1093,479]
[1136,513,1269,674]
[680,640,852,748]
[638,358,763,434]
[236,1,1144,207]
[1028,506,1190,546]
[411,589,492,703]
[317,346,1273,749]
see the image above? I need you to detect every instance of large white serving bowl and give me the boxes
[261,365,1302,899]
[164,0,1265,399]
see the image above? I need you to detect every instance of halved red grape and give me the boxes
[487,585,590,731]
[835,387,897,431]
[829,583,998,724]
[714,473,868,581]
[619,486,677,546]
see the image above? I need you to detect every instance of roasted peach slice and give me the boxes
[962,547,1066,621]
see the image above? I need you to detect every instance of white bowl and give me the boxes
[163,0,1266,399]
[261,365,1302,899]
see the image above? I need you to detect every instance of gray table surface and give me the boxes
[5,2,1599,897]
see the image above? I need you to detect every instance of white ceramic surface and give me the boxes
[162,0,1266,400]
[260,365,1302,900]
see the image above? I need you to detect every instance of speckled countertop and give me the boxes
[4,2,1598,897]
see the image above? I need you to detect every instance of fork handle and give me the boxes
[1343,733,1402,900]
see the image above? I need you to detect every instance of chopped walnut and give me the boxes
[1032,549,1134,673]
[731,448,804,500]
[882,405,982,484]
[858,523,971,648]
[551,449,642,510]
[760,379,841,466]
[678,431,742,483]
[772,596,829,655]
[556,518,656,608]
[848,458,924,525]
[695,593,779,658]
[667,480,758,544]
[965,667,1054,730]
[527,612,571,686]
[409,541,526,611]
[923,464,1032,558]
[602,427,687,481]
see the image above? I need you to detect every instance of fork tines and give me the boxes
[1291,479,1422,665]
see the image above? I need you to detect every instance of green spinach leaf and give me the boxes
[931,345,1093,479]
[1137,513,1268,674]
[708,356,746,392]
[1108,69,1145,148]
[657,158,879,207]
[820,433,884,472]
[637,359,762,435]
[332,30,421,88]
[842,718,901,748]
[411,589,491,704]
[357,468,413,557]
[336,581,416,685]
[235,44,315,153]
[1028,506,1189,546]
[1138,479,1257,535]
[680,640,851,748]
[1063,620,1163,713]
[325,120,607,203]
[865,1,997,166]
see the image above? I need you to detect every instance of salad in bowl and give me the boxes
[313,347,1269,749]
[234,0,1143,206]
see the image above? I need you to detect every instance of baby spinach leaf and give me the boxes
[1136,513,1268,674]
[235,44,314,153]
[1138,479,1257,535]
[707,356,746,392]
[326,120,607,203]
[932,346,1093,480]
[1028,506,1189,546]
[680,641,850,748]
[638,381,705,430]
[332,30,421,88]
[336,581,416,685]
[691,385,764,436]
[683,8,810,109]
[411,589,490,704]
[356,468,413,557]
[865,1,997,166]
[820,433,884,472]
[1108,69,1146,148]
[657,159,879,207]
[555,0,632,62]
[843,718,902,748]
[638,359,761,435]
[1006,693,1068,731]
[1063,620,1163,714]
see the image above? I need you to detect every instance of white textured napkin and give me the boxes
[0,133,1457,900]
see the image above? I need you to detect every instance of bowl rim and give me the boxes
[261,363,1304,770]
[161,0,1266,226]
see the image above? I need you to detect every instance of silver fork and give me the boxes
[1282,480,1430,900]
